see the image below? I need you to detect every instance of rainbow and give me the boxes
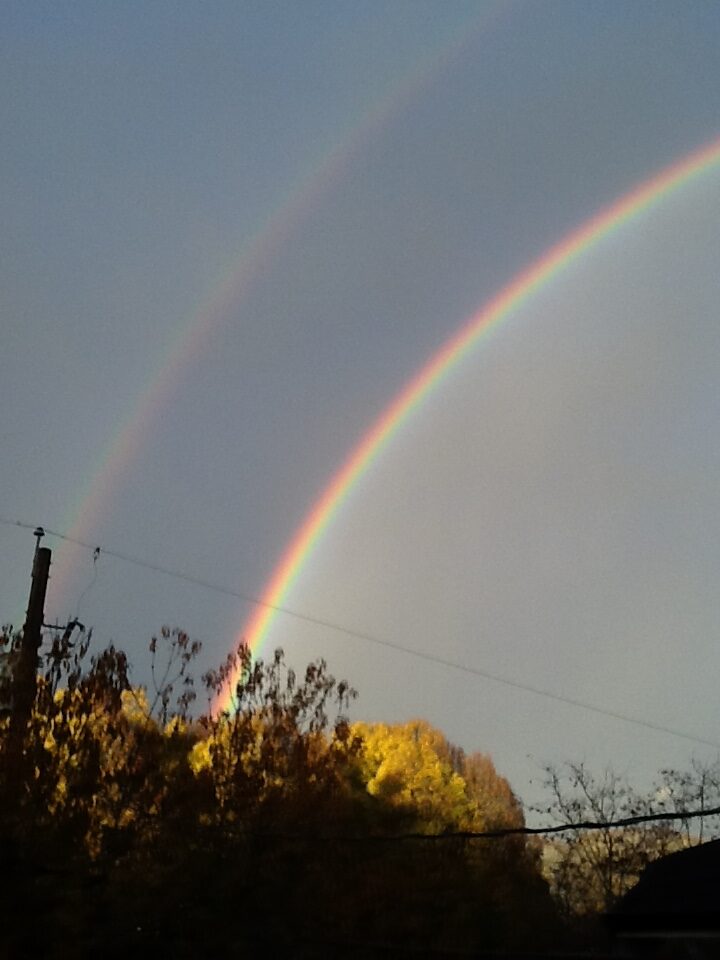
[46,3,502,619]
[217,133,720,713]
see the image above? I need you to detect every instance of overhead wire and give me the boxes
[1,514,719,749]
[74,545,101,620]
[236,801,720,842]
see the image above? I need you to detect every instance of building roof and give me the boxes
[609,839,720,936]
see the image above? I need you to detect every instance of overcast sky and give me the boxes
[3,0,720,807]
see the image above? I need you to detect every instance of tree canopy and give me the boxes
[5,620,712,955]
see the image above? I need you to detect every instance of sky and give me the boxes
[2,0,720,810]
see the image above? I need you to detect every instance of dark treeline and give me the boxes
[1,625,717,958]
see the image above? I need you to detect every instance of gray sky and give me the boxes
[2,0,720,807]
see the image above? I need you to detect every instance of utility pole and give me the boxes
[5,528,51,779]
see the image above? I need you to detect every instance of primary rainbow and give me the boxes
[217,133,720,713]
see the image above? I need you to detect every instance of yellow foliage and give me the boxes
[120,687,152,724]
[187,708,353,822]
[351,720,478,832]
[189,736,212,774]
[349,721,525,835]
[22,683,169,855]
[164,715,189,737]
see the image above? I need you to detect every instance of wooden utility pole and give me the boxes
[6,529,51,778]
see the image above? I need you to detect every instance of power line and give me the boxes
[242,802,720,842]
[1,515,719,750]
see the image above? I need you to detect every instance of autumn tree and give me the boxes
[0,620,562,956]
[351,719,477,831]
[193,644,358,830]
[341,720,558,952]
[653,758,720,846]
[3,625,206,851]
[537,762,685,917]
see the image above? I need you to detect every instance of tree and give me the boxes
[653,758,720,846]
[0,619,562,956]
[461,750,525,829]
[0,625,208,863]
[192,645,358,829]
[537,762,685,917]
[351,719,475,831]
[343,720,558,951]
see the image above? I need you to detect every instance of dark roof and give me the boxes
[609,839,720,935]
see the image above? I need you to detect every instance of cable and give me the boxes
[181,804,720,844]
[0,515,269,604]
[2,514,719,750]
[74,545,100,620]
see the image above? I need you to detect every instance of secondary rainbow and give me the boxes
[44,3,503,623]
[216,133,720,713]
